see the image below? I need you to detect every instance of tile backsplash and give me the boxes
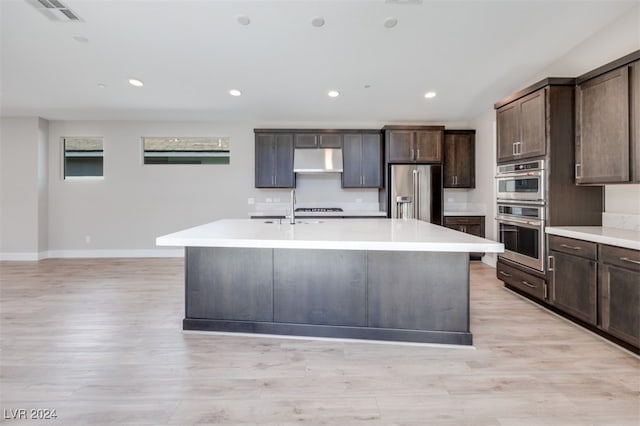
[602,213,640,231]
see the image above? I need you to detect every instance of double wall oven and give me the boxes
[496,160,546,272]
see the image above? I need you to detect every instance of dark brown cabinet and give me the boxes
[384,126,444,163]
[294,133,342,149]
[496,89,545,163]
[497,260,547,301]
[342,133,383,188]
[254,132,295,188]
[599,245,640,347]
[443,130,475,188]
[576,52,640,184]
[548,235,598,325]
[444,216,484,260]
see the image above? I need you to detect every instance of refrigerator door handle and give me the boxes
[413,169,419,219]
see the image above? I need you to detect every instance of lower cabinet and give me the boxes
[444,216,485,260]
[599,244,640,347]
[497,260,547,301]
[545,234,639,350]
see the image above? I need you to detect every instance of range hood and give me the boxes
[293,148,343,173]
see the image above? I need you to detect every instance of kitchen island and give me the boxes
[157,219,503,345]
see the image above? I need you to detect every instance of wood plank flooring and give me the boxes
[0,259,638,425]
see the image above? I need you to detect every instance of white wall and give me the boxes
[0,117,48,259]
[469,5,640,267]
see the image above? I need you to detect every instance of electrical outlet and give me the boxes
[85,235,91,244]
[355,198,363,203]
[247,197,255,205]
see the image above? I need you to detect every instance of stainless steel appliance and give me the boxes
[496,201,545,271]
[389,164,442,223]
[496,159,545,202]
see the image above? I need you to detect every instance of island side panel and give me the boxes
[185,247,274,321]
[273,249,367,326]
[367,251,470,332]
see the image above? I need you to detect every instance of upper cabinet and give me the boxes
[294,133,342,149]
[254,131,295,188]
[496,89,546,162]
[443,130,475,188]
[575,51,640,184]
[342,133,383,188]
[384,126,444,163]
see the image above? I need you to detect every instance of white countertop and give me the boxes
[444,211,486,217]
[250,210,387,218]
[546,226,640,251]
[157,219,505,253]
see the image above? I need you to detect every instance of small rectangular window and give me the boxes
[63,137,104,179]
[142,137,230,165]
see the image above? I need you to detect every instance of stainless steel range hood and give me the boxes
[293,148,343,173]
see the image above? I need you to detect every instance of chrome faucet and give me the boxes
[290,189,296,224]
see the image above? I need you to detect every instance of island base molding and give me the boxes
[184,247,472,346]
[183,319,473,345]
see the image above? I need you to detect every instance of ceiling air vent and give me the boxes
[26,0,82,22]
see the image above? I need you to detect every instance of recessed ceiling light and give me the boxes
[128,78,144,87]
[311,17,325,27]
[364,84,372,89]
[328,90,340,98]
[424,91,437,99]
[73,35,89,43]
[236,15,250,25]
[97,83,106,89]
[229,89,242,97]
[383,17,398,28]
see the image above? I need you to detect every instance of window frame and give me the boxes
[62,136,104,180]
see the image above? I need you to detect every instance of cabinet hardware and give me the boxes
[499,271,512,278]
[411,149,415,160]
[543,283,548,300]
[575,163,581,180]
[272,176,275,185]
[416,149,420,159]
[521,280,536,288]
[362,175,365,186]
[560,243,582,250]
[620,257,640,265]
[547,255,555,271]
[513,143,517,155]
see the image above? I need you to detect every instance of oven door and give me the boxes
[497,216,545,272]
[496,171,544,201]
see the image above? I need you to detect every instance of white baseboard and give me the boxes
[481,252,497,268]
[1,248,184,260]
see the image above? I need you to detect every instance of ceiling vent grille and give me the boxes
[26,0,82,22]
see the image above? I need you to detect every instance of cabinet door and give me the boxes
[319,134,342,148]
[497,102,520,162]
[576,66,630,184]
[342,134,363,188]
[631,61,640,182]
[361,133,382,188]
[255,134,276,187]
[415,130,442,162]
[274,134,295,188]
[600,263,640,347]
[519,90,546,159]
[387,130,414,162]
[549,250,597,325]
[294,133,318,148]
[444,133,475,188]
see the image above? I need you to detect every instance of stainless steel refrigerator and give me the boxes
[389,164,442,224]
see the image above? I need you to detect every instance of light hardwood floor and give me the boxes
[0,259,638,425]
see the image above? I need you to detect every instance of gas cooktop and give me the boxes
[295,207,343,212]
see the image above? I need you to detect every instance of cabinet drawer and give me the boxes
[548,235,597,260]
[444,216,482,226]
[600,245,640,272]
[497,261,546,300]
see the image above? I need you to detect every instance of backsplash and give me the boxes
[602,213,640,231]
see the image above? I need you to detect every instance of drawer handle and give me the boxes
[521,280,536,288]
[560,244,582,251]
[499,271,512,278]
[620,257,640,265]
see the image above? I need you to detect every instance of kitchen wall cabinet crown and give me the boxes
[443,130,475,188]
[383,125,444,163]
[254,131,295,188]
[342,133,383,188]
[575,50,640,184]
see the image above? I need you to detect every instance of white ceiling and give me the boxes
[1,0,638,123]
